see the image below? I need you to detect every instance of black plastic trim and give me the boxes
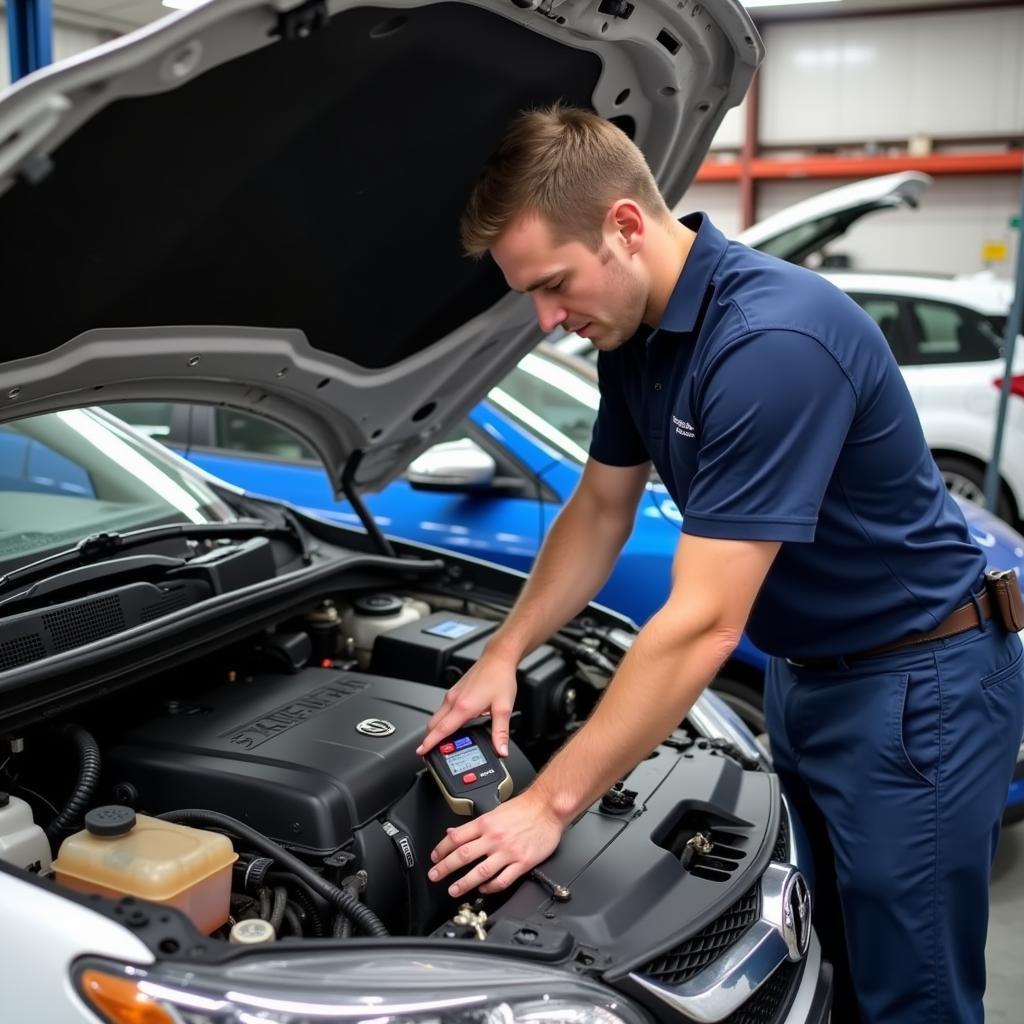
[0,546,444,731]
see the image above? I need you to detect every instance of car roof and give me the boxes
[820,271,1014,315]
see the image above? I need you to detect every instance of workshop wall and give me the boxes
[759,7,1024,145]
[693,3,1024,280]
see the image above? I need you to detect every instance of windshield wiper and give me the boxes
[0,520,293,597]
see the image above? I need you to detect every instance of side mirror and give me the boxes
[406,438,497,492]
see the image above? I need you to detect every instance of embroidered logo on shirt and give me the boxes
[672,415,695,439]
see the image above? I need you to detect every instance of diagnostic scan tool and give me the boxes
[424,725,513,816]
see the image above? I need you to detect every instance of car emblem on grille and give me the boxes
[782,870,812,961]
[356,718,396,737]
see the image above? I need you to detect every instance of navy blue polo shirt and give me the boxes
[589,213,986,658]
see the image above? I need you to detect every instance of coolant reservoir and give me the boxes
[53,806,236,934]
[342,593,427,667]
[0,792,52,874]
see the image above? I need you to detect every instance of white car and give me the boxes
[814,269,1022,523]
[558,172,1024,526]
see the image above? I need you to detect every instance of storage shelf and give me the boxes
[696,150,1024,182]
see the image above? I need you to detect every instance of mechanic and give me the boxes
[416,105,1024,1023]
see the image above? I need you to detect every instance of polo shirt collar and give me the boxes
[651,212,729,337]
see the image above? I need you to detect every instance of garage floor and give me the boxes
[986,823,1024,1022]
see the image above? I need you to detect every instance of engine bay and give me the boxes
[0,581,782,981]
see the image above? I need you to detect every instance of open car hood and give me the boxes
[736,171,932,265]
[0,0,761,495]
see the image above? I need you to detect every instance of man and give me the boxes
[415,105,1024,1022]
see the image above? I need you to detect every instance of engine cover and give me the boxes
[104,667,532,855]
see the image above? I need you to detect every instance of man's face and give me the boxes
[489,213,648,352]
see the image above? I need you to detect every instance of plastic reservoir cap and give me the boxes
[230,919,276,944]
[85,805,137,837]
[353,593,403,617]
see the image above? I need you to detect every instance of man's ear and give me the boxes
[606,199,645,254]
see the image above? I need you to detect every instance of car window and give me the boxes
[0,410,233,571]
[905,300,1002,365]
[214,409,319,462]
[488,353,600,464]
[102,402,179,441]
[0,426,95,498]
[986,315,1007,340]
[847,294,911,363]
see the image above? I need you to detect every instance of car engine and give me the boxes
[0,585,801,1020]
[102,663,538,935]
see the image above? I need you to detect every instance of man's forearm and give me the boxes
[528,605,738,825]
[486,493,633,663]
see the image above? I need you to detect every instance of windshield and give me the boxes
[487,352,601,464]
[0,408,235,571]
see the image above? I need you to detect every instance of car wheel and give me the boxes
[711,673,767,739]
[935,454,1015,523]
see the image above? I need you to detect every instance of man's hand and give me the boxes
[417,652,518,757]
[427,790,564,897]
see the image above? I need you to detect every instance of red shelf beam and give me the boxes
[696,150,1024,182]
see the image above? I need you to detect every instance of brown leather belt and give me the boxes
[786,591,992,671]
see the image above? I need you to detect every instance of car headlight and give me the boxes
[76,949,651,1024]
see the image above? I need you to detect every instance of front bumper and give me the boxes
[782,934,833,1024]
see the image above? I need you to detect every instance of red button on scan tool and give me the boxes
[440,743,455,755]
[462,773,477,784]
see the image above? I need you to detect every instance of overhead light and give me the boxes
[742,0,842,8]
[161,0,204,9]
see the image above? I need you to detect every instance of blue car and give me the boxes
[104,343,1024,819]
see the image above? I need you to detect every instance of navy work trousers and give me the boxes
[765,621,1024,1023]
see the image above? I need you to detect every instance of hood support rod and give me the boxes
[341,450,396,559]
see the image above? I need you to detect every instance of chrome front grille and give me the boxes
[630,803,809,1022]
[642,885,760,986]
[771,811,790,863]
[722,958,802,1024]
[641,812,791,986]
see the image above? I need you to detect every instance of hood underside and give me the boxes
[0,0,761,493]
[736,171,933,265]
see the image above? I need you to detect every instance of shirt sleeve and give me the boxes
[683,329,857,542]
[588,348,650,467]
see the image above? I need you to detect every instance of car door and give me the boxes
[845,293,1018,512]
[844,292,916,366]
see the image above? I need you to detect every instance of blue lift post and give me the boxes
[984,175,1024,519]
[6,0,54,81]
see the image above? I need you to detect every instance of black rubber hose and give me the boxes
[158,809,388,937]
[282,903,304,938]
[333,874,365,938]
[258,887,272,922]
[266,872,325,937]
[269,886,288,933]
[45,725,101,843]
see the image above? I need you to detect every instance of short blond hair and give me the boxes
[460,104,672,257]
